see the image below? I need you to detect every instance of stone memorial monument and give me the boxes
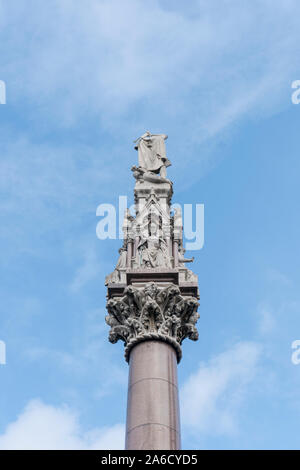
[105,131,200,450]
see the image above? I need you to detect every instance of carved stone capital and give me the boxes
[105,282,199,363]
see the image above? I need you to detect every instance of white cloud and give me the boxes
[1,0,299,138]
[1,0,299,222]
[181,341,262,436]
[0,399,124,450]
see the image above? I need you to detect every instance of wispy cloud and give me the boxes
[181,341,262,437]
[0,399,124,450]
[1,0,299,139]
[1,0,300,223]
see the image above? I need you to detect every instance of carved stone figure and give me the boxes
[134,131,171,178]
[178,247,194,265]
[131,165,171,185]
[136,220,171,268]
[173,207,183,229]
[123,209,134,234]
[105,247,127,284]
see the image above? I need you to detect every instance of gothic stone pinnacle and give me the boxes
[105,131,200,363]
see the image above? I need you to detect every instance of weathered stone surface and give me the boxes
[134,131,171,175]
[104,132,201,451]
[105,131,200,362]
[106,282,199,362]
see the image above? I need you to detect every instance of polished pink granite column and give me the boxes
[125,340,181,450]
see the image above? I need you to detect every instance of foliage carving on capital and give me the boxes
[105,282,199,362]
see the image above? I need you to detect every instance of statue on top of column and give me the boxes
[133,131,171,183]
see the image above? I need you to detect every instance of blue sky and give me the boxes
[0,0,300,449]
